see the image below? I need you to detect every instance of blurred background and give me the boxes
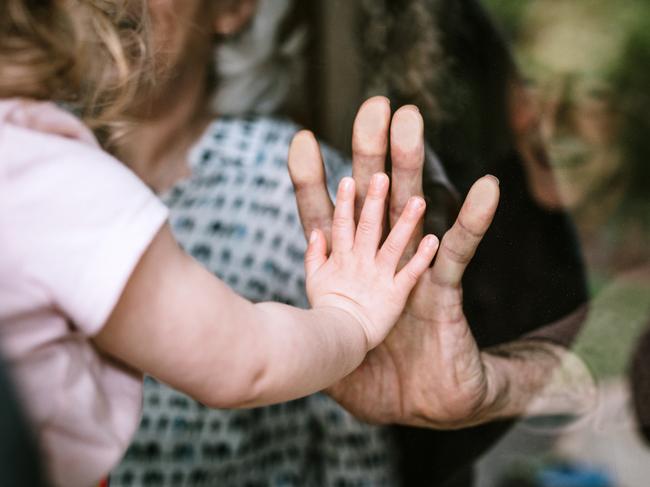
[286,1,650,486]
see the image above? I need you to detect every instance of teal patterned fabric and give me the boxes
[111,117,399,487]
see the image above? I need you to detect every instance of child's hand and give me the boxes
[305,172,439,350]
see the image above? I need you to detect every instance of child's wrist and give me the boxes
[313,302,372,353]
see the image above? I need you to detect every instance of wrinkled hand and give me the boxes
[289,97,503,429]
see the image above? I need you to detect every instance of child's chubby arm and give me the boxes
[94,174,438,409]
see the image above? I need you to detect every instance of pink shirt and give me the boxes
[0,100,168,486]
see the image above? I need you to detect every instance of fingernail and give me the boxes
[372,173,387,187]
[409,197,425,212]
[425,235,438,247]
[310,230,318,244]
[486,174,500,186]
[341,177,353,192]
[399,105,420,114]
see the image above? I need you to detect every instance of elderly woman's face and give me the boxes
[511,0,626,211]
[146,0,211,72]
[146,0,257,74]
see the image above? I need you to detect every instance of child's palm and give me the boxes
[304,174,438,349]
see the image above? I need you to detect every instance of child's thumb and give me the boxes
[304,229,327,277]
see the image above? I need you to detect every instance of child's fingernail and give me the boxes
[371,173,386,187]
[341,177,353,192]
[310,230,318,244]
[409,197,425,212]
[425,235,438,247]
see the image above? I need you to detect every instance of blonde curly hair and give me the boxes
[0,0,149,128]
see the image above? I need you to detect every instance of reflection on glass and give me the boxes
[482,0,650,485]
[497,0,649,266]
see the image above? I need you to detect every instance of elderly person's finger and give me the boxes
[288,131,334,247]
[389,106,425,262]
[430,176,500,287]
[352,96,392,219]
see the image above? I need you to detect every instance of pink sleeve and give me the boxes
[1,124,169,336]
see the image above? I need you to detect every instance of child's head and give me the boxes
[0,0,258,127]
[0,0,149,127]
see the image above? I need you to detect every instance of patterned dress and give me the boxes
[111,116,399,486]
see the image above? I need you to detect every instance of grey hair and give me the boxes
[212,0,304,115]
[359,0,447,122]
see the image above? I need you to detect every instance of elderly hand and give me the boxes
[288,97,504,428]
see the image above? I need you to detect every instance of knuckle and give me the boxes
[440,238,472,265]
[365,189,385,201]
[457,215,487,240]
[403,266,421,284]
[384,238,403,257]
[442,246,471,266]
[291,174,310,187]
[356,219,376,236]
[332,216,349,231]
[353,133,386,157]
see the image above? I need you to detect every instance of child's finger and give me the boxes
[331,178,356,254]
[353,173,389,255]
[377,196,426,271]
[304,229,328,277]
[395,235,440,291]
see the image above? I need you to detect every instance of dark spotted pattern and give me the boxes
[111,117,399,486]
